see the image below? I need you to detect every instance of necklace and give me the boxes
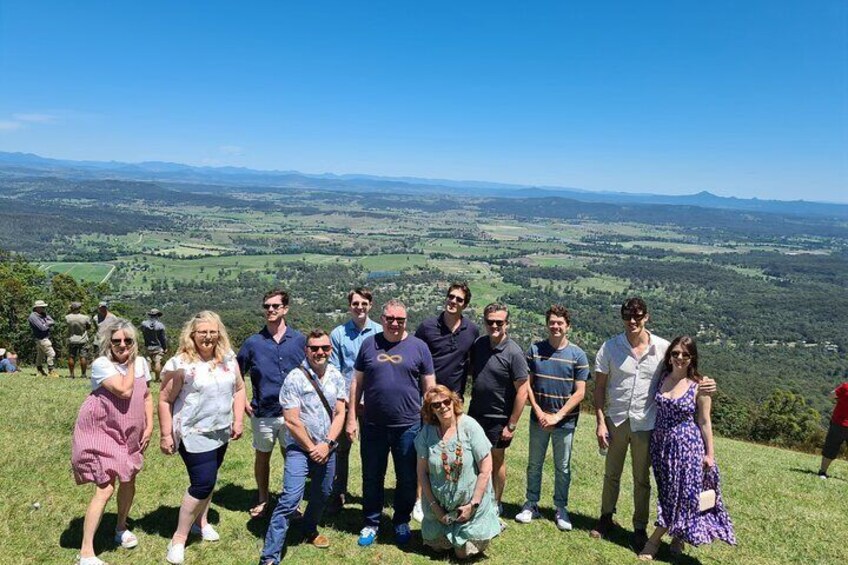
[439,428,463,482]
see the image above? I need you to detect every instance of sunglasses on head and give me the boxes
[111,338,134,346]
[446,293,465,304]
[308,345,332,353]
[670,350,692,360]
[384,316,406,324]
[485,318,506,327]
[263,303,284,311]
[430,398,451,410]
[621,310,646,321]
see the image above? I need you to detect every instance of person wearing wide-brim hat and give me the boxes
[141,308,168,382]
[28,300,58,377]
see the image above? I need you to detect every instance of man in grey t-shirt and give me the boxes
[141,308,168,382]
[65,301,92,378]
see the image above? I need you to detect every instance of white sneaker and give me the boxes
[190,523,220,541]
[412,498,424,522]
[114,528,138,548]
[77,556,108,565]
[515,502,541,524]
[555,507,573,531]
[166,542,185,564]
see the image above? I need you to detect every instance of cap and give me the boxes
[70,301,82,310]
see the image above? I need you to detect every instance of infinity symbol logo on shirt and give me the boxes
[377,353,404,364]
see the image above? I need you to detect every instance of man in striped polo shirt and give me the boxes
[515,304,590,531]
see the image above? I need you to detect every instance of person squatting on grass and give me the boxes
[259,329,347,565]
[416,385,500,558]
[71,319,154,565]
[159,311,246,565]
[638,336,736,560]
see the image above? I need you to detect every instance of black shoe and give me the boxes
[326,494,344,515]
[590,513,615,539]
[632,528,649,552]
[37,366,46,376]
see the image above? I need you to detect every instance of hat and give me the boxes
[70,301,82,310]
[147,308,162,317]
[98,301,109,308]
[33,300,48,309]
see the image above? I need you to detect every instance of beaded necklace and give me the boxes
[439,426,463,482]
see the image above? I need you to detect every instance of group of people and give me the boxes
[67,284,740,564]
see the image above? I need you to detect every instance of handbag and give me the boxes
[699,463,718,512]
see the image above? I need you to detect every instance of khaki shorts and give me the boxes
[146,346,165,367]
[67,342,90,360]
[251,416,286,453]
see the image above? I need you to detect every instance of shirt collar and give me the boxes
[437,312,469,333]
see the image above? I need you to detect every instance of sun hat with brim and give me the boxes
[70,301,82,310]
[33,300,48,309]
[147,308,162,317]
[98,301,109,308]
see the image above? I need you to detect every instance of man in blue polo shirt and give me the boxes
[347,299,435,547]
[515,304,590,531]
[237,289,306,519]
[327,286,381,512]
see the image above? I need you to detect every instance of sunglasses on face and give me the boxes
[485,319,506,327]
[263,303,284,311]
[111,338,134,346]
[430,398,451,410]
[308,345,332,353]
[670,350,692,360]
[446,294,465,304]
[383,316,407,324]
[621,311,646,322]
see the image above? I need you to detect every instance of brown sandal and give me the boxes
[638,540,660,561]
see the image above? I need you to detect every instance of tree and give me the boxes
[750,389,822,446]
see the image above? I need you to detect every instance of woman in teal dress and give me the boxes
[415,384,500,558]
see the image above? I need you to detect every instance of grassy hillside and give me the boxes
[0,370,844,564]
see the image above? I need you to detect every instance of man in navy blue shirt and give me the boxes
[237,289,306,519]
[346,299,435,547]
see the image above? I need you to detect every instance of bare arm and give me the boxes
[141,384,154,452]
[501,379,529,441]
[346,370,364,441]
[328,398,346,442]
[231,366,246,439]
[284,406,316,452]
[553,380,586,424]
[421,373,436,394]
[594,371,610,449]
[99,359,136,399]
[418,456,448,523]
[158,367,185,454]
[696,389,715,467]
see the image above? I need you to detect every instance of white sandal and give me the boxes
[77,555,109,565]
[114,528,138,549]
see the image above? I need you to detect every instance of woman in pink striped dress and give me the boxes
[71,319,154,565]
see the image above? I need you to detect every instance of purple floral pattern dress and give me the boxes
[650,375,736,546]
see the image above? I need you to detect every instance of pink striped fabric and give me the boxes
[71,372,149,485]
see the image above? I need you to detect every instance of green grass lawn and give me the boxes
[0,370,844,564]
[41,262,115,284]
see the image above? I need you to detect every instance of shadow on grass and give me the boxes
[788,467,846,481]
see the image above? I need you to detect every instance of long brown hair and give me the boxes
[662,335,702,381]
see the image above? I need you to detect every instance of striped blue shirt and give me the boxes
[527,340,590,431]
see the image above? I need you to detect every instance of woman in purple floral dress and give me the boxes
[639,336,736,560]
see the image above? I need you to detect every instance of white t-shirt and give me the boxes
[90,356,152,391]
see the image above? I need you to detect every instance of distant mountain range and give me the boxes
[1,150,846,218]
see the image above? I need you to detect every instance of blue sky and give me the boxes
[0,1,845,201]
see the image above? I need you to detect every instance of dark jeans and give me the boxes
[331,430,352,497]
[360,421,420,528]
[178,442,228,500]
[259,445,336,565]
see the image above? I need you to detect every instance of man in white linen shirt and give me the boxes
[590,297,715,551]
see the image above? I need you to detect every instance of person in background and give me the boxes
[159,311,246,565]
[416,385,499,559]
[818,381,848,479]
[237,289,307,519]
[259,330,347,564]
[0,348,19,373]
[467,303,529,528]
[28,299,58,378]
[141,308,169,382]
[347,299,436,547]
[638,336,735,559]
[71,319,153,565]
[516,305,589,531]
[66,301,92,379]
[591,297,716,551]
[92,301,117,334]
[412,282,479,521]
[327,286,381,513]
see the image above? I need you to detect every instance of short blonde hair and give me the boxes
[176,311,233,363]
[98,318,139,361]
[421,384,464,425]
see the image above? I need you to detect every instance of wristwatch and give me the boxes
[506,422,517,432]
[471,500,480,509]
[326,439,339,450]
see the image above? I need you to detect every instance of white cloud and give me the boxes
[12,113,57,123]
[0,120,23,131]
[219,145,244,156]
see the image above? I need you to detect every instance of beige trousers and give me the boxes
[600,417,652,530]
[36,338,56,369]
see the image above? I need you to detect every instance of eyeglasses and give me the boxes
[308,345,332,353]
[430,398,451,410]
[194,331,220,337]
[383,316,407,325]
[263,303,284,311]
[485,319,506,327]
[621,310,646,322]
[350,301,370,307]
[446,293,465,304]
[670,351,692,360]
[111,338,134,346]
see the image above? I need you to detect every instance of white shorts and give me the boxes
[251,416,286,453]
